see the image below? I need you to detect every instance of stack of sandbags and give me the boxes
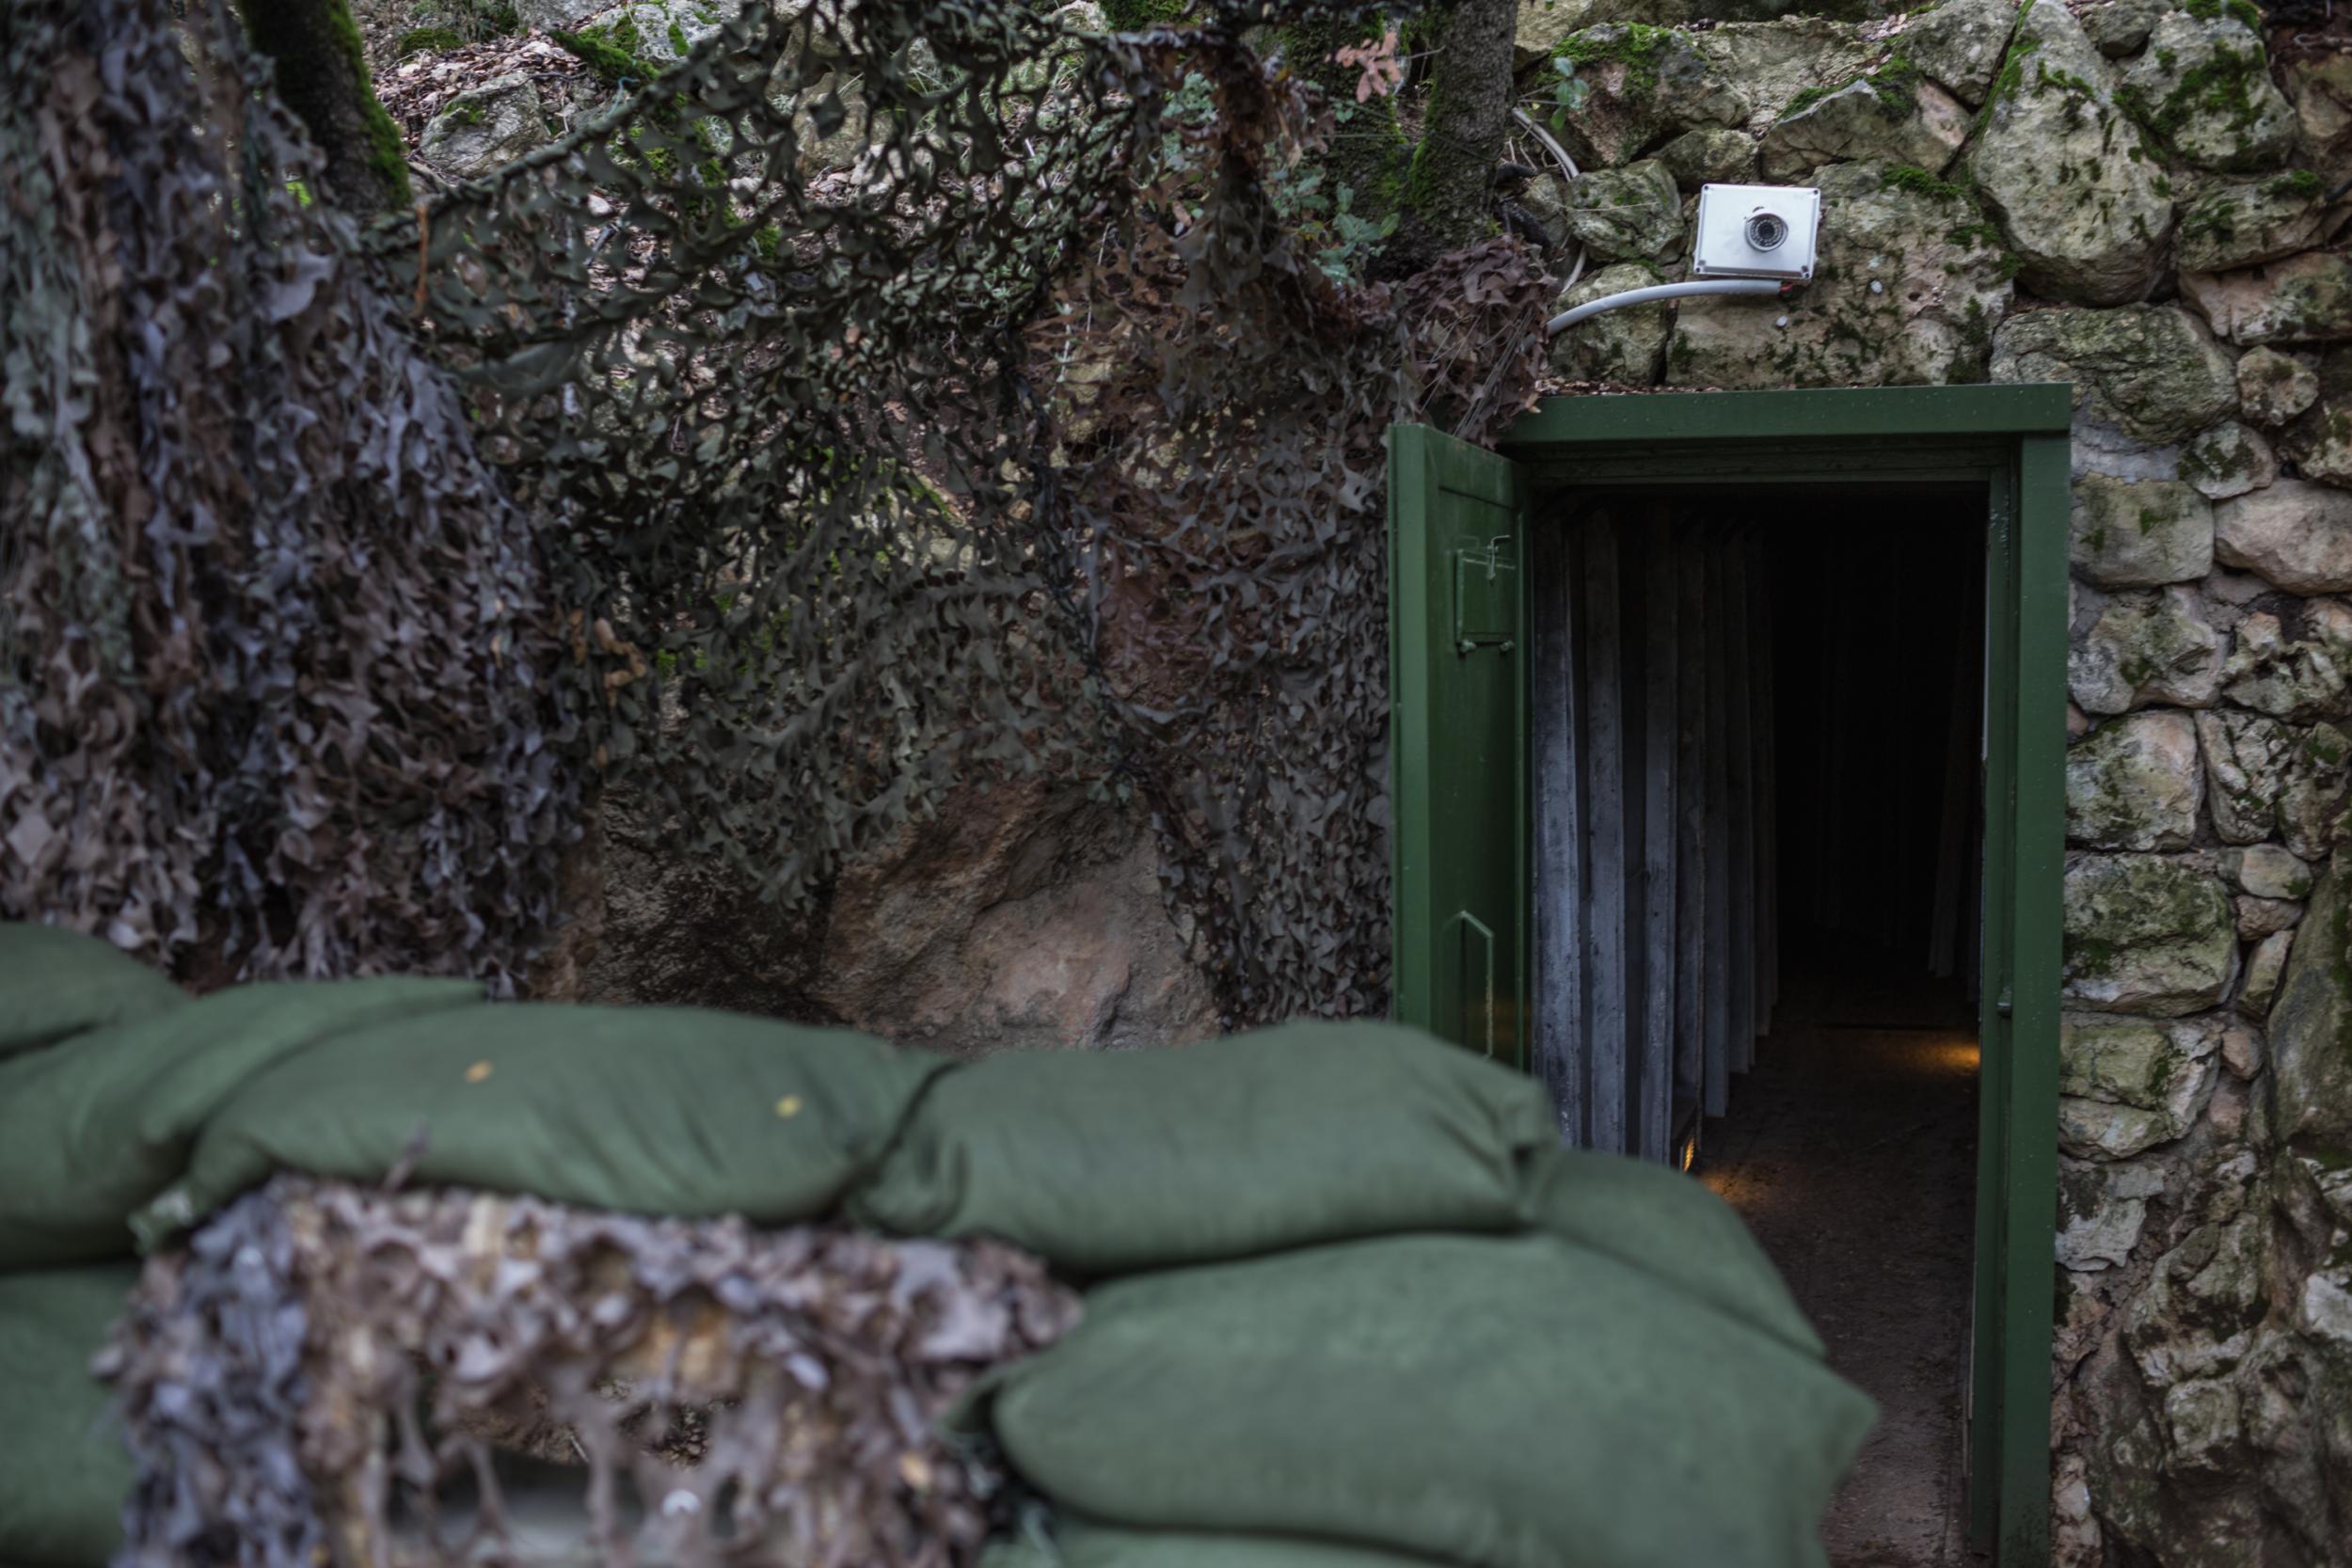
[0,927,185,1568]
[0,922,1872,1568]
[845,1050,1871,1568]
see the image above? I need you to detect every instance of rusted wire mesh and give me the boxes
[102,1177,1079,1568]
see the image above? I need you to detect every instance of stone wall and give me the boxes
[1524,1,2352,1560]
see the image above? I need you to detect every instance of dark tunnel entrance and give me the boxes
[1531,486,1988,1568]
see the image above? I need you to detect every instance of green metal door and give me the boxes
[1388,425,1528,1068]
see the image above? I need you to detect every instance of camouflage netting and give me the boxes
[2,0,1550,1019]
[102,1176,1081,1568]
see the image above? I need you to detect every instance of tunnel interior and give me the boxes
[1531,483,1987,1568]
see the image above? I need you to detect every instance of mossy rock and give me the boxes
[1991,304,2237,447]
[1967,0,2172,307]
[2116,9,2295,174]
[1655,124,1757,186]
[2063,852,2239,1016]
[2070,587,2223,716]
[2067,710,2205,852]
[1563,159,1684,263]
[1891,0,2022,106]
[1549,261,1672,384]
[2196,707,2296,845]
[1759,58,1971,182]
[1544,23,1751,166]
[2178,420,2277,500]
[2265,860,2352,1152]
[2236,346,2320,427]
[2177,171,2326,274]
[2068,473,2216,588]
[2218,599,2352,722]
[2058,1014,2221,1158]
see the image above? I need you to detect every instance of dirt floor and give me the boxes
[1697,970,1985,1568]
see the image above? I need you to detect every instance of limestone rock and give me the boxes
[1992,306,2237,448]
[2237,346,2321,427]
[2178,421,2277,500]
[2071,588,2224,714]
[2067,710,2205,851]
[1895,0,2022,105]
[2221,1021,2265,1076]
[2219,602,2352,721]
[1549,262,1671,384]
[419,73,549,180]
[1515,0,1620,65]
[2117,10,2296,173]
[1757,70,1970,182]
[2280,721,2352,861]
[585,779,1216,1051]
[2286,51,2352,192]
[516,0,606,28]
[2228,843,2315,899]
[2265,861,2352,1148]
[1656,124,1756,187]
[2058,1014,2222,1157]
[2182,253,2352,347]
[2063,853,2240,1016]
[1690,16,1879,128]
[2081,0,2164,59]
[2070,474,2216,587]
[2236,895,2302,940]
[2176,174,2328,275]
[1665,160,2010,389]
[2197,708,2296,843]
[2058,1157,2161,1267]
[806,781,1217,1052]
[2279,346,2352,486]
[1563,159,1684,263]
[1548,24,1751,166]
[2214,482,2352,593]
[1969,0,2170,306]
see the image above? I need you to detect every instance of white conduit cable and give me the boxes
[1545,277,1787,337]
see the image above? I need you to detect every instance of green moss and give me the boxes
[1100,0,1186,25]
[554,23,649,84]
[1974,23,2044,135]
[1557,22,1684,100]
[2269,168,2325,198]
[1782,52,1921,123]
[2182,0,2264,30]
[668,20,690,53]
[397,24,462,55]
[1884,164,1970,201]
[2116,41,2275,154]
[1865,54,1923,119]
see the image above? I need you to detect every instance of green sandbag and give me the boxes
[982,1521,1455,1568]
[973,1233,1875,1568]
[0,925,186,1062]
[172,1004,952,1232]
[848,1022,1554,1275]
[0,980,480,1267]
[1525,1144,1821,1357]
[0,1263,140,1566]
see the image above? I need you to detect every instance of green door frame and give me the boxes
[1391,384,2072,1565]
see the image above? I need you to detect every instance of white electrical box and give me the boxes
[1691,183,1822,282]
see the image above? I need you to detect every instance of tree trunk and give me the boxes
[1379,0,1516,276]
[241,0,412,212]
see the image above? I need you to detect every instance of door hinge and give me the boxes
[1995,989,2012,1019]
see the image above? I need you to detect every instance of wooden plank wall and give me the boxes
[1530,508,1780,1162]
